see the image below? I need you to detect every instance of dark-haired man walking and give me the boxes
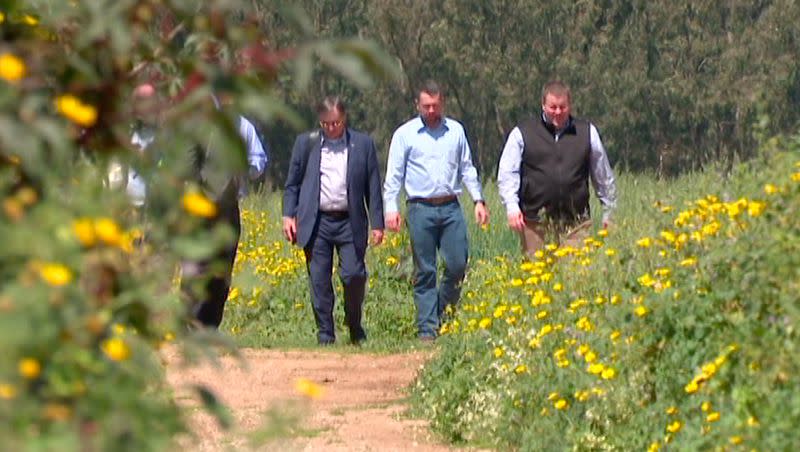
[383,80,489,342]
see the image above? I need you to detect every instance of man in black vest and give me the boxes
[497,80,617,256]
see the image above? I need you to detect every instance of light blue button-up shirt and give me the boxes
[384,116,484,214]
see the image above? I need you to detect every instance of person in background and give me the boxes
[234,115,268,198]
[282,96,384,345]
[383,80,489,342]
[497,80,617,256]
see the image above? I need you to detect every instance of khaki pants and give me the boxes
[520,219,593,258]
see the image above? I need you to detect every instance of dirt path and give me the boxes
[164,348,457,451]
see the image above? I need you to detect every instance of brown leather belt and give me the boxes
[407,195,458,205]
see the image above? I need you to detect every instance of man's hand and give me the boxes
[282,216,297,243]
[474,201,489,226]
[371,229,385,246]
[507,211,525,232]
[385,212,402,232]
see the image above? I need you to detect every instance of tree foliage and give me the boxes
[254,0,800,179]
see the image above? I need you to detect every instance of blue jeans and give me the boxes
[406,200,468,338]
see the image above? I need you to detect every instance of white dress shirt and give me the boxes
[319,136,348,212]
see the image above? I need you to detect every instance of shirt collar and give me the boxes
[415,116,450,133]
[541,111,574,135]
[321,131,347,148]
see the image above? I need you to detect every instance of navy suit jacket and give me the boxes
[282,128,385,256]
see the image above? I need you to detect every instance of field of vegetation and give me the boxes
[218,139,800,450]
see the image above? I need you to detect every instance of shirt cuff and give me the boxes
[505,203,521,216]
[384,199,399,214]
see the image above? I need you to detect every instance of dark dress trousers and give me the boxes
[282,128,384,343]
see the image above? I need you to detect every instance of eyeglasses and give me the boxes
[319,120,344,128]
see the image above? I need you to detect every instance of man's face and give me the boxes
[318,108,346,139]
[132,83,159,124]
[542,93,571,130]
[416,92,444,127]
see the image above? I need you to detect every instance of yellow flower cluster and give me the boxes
[684,344,737,394]
[73,217,138,250]
[54,94,98,127]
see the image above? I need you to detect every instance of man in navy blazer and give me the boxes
[282,96,384,345]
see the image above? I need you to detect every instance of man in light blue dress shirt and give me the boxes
[384,80,489,341]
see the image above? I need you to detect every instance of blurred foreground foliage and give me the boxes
[0,0,395,449]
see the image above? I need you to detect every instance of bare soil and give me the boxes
[164,348,458,451]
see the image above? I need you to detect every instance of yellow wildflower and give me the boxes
[587,363,605,375]
[73,218,97,247]
[0,53,26,83]
[514,364,527,374]
[701,401,711,412]
[182,191,217,218]
[493,346,505,358]
[638,273,656,287]
[763,183,778,194]
[0,383,17,399]
[610,331,621,342]
[647,441,660,452]
[536,310,548,320]
[23,14,39,25]
[666,420,682,433]
[55,94,98,127]
[729,436,743,445]
[684,380,699,394]
[554,398,568,410]
[706,412,720,422]
[679,257,697,267]
[101,337,131,361]
[94,217,122,246]
[747,201,765,217]
[552,282,563,292]
[665,406,678,415]
[747,416,759,427]
[478,318,492,329]
[18,358,41,379]
[636,237,652,248]
[294,377,324,399]
[39,263,73,286]
[634,305,649,317]
[601,367,617,380]
[42,403,72,421]
[597,228,608,238]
